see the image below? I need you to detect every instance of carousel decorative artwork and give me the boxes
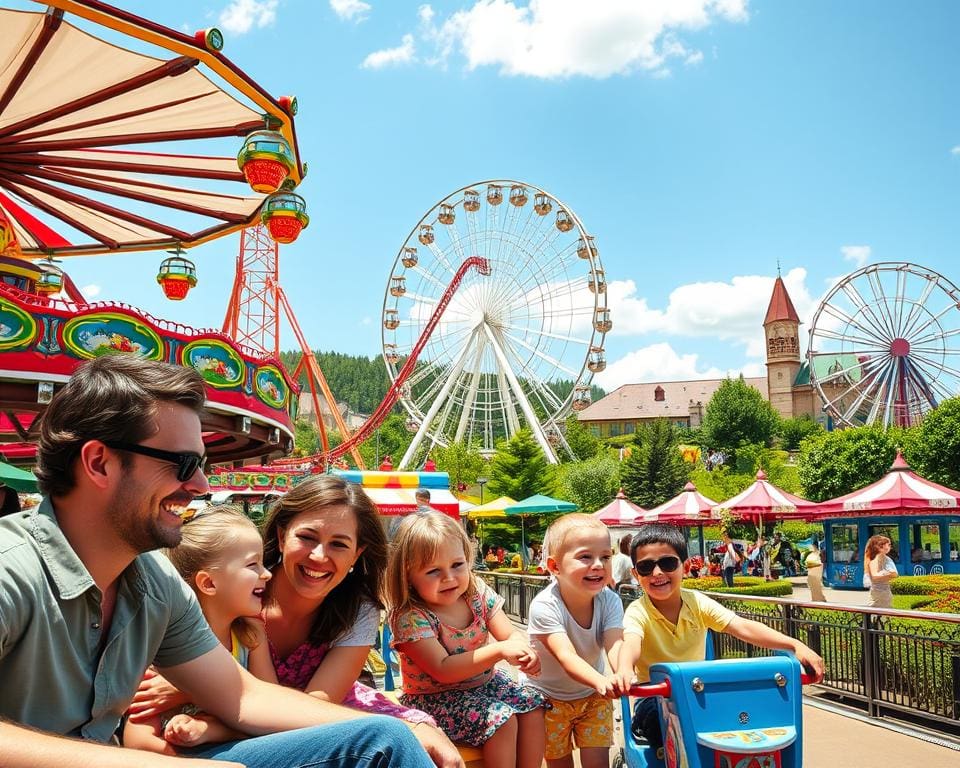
[62,313,164,360]
[182,340,244,388]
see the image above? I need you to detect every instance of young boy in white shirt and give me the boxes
[523,514,631,768]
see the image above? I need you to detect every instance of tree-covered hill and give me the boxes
[279,349,605,418]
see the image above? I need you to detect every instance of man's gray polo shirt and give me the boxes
[0,499,219,741]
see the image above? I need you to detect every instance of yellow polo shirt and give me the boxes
[623,588,735,682]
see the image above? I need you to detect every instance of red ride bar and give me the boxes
[800,670,822,685]
[627,680,672,699]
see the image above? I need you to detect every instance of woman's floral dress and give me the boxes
[270,606,436,726]
[392,581,545,746]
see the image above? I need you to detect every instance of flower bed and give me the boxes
[683,576,793,597]
[890,574,960,597]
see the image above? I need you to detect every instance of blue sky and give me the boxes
[18,0,960,390]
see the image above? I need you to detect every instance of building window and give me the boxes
[654,386,665,402]
[589,425,600,437]
[624,422,635,434]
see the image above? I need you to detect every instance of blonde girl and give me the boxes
[387,512,547,768]
[864,534,898,608]
[124,506,273,753]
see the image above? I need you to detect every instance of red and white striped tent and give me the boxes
[593,488,645,526]
[812,452,960,517]
[714,469,817,523]
[642,482,719,525]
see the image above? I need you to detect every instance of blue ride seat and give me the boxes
[619,646,804,768]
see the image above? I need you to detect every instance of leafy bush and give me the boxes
[684,576,793,597]
[890,575,960,595]
[917,592,960,615]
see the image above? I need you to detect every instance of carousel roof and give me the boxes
[593,488,645,526]
[641,481,719,525]
[714,469,816,521]
[813,452,960,517]
[0,1,303,256]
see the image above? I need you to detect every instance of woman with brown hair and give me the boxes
[259,475,435,723]
[863,534,898,608]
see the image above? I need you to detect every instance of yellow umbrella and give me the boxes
[467,495,517,519]
[467,496,516,557]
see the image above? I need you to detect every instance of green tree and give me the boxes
[778,415,824,451]
[909,398,960,490]
[557,453,619,513]
[293,418,321,457]
[797,425,899,502]
[620,419,689,508]
[432,441,486,492]
[564,414,600,461]
[357,413,414,469]
[487,429,552,501]
[702,377,781,456]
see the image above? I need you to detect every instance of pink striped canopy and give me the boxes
[812,452,960,517]
[593,488,645,526]
[714,469,816,521]
[640,482,719,525]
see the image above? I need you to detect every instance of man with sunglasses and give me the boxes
[0,355,459,768]
[614,524,824,759]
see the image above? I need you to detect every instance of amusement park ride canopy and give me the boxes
[0,0,306,464]
[0,0,302,255]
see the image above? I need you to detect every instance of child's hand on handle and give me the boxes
[608,668,634,698]
[793,642,825,681]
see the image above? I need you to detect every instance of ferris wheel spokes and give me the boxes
[482,323,557,461]
[399,325,481,468]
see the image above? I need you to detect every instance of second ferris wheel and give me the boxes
[382,180,611,467]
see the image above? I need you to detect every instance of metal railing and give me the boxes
[478,571,960,736]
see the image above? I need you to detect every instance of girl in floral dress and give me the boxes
[387,512,547,768]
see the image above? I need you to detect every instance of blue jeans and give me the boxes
[722,566,735,587]
[187,716,434,767]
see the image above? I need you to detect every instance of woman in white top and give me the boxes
[863,534,898,609]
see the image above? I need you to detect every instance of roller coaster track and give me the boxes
[274,256,491,468]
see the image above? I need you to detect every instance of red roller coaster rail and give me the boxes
[274,255,490,469]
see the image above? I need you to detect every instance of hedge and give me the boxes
[890,574,960,596]
[684,576,794,598]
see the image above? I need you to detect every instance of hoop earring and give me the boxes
[349,565,355,574]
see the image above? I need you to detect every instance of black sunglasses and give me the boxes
[634,556,682,577]
[103,440,205,483]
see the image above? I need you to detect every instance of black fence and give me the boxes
[478,572,960,736]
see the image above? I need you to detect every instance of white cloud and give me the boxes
[951,146,960,156]
[218,0,278,35]
[840,245,871,268]
[80,284,101,299]
[330,0,371,22]
[594,342,732,390]
[360,316,372,326]
[606,267,817,359]
[362,34,416,69]
[404,0,748,79]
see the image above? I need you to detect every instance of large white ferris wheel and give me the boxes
[381,180,611,468]
[808,262,960,428]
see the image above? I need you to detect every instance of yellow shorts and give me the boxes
[543,693,613,760]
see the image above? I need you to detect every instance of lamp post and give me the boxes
[477,476,488,505]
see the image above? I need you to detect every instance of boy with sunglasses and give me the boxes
[523,514,631,768]
[615,524,823,758]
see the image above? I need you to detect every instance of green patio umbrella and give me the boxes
[0,462,38,493]
[505,494,577,565]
